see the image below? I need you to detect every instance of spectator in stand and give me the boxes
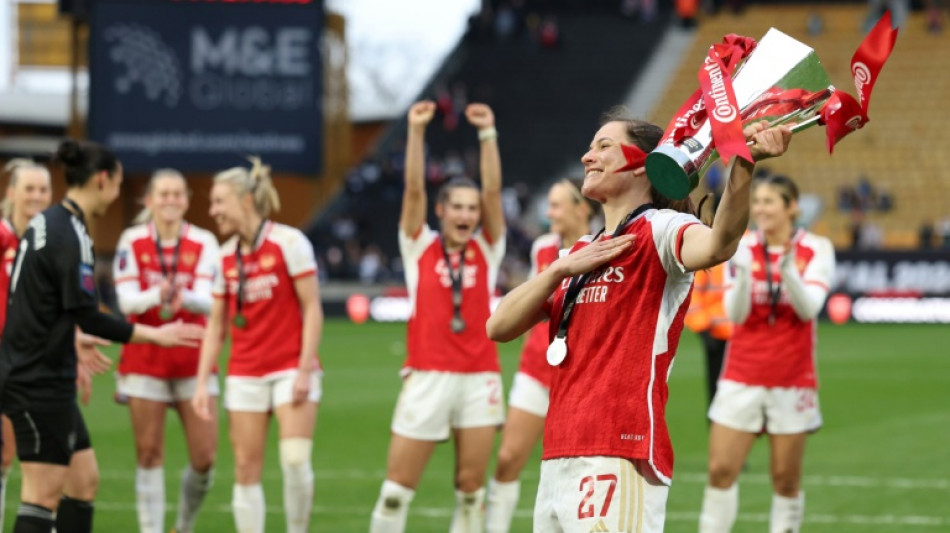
[918,219,935,249]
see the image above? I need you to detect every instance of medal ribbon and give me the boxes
[153,222,184,312]
[440,238,468,328]
[819,10,898,152]
[551,204,654,346]
[63,197,87,227]
[234,220,268,322]
[760,232,782,326]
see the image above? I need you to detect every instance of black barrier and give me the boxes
[88,0,323,173]
[833,249,950,297]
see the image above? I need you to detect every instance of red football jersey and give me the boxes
[0,218,19,337]
[399,225,504,374]
[543,209,699,485]
[114,223,219,378]
[722,231,834,388]
[213,222,320,377]
[518,233,561,388]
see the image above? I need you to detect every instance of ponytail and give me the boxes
[56,139,118,188]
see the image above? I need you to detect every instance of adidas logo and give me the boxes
[589,519,610,532]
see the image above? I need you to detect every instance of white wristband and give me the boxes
[478,127,498,142]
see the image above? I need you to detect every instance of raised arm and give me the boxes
[679,121,794,272]
[399,101,437,238]
[465,103,505,244]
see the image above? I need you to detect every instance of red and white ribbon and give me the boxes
[820,10,899,152]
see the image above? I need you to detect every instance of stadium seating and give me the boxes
[649,4,950,248]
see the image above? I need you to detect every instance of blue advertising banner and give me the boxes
[88,0,323,173]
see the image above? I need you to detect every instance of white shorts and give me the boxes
[708,379,822,434]
[391,371,504,441]
[509,371,549,418]
[116,373,219,403]
[224,370,322,413]
[534,456,669,533]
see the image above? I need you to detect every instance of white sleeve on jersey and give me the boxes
[284,229,318,278]
[398,224,437,263]
[113,228,162,316]
[474,229,506,269]
[723,238,753,324]
[181,229,219,315]
[781,234,835,321]
[650,210,701,276]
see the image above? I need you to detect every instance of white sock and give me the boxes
[770,491,805,533]
[370,480,415,533]
[174,465,213,533]
[135,466,165,533]
[699,484,738,533]
[485,478,520,533]
[449,487,486,533]
[279,439,314,533]
[232,483,265,533]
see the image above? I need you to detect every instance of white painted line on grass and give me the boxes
[88,501,950,527]
[62,468,950,490]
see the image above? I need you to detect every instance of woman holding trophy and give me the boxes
[699,174,835,533]
[487,108,793,532]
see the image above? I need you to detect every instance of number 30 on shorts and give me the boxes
[578,474,618,519]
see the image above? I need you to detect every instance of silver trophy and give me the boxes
[646,29,834,200]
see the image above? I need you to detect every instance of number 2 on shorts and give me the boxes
[577,474,618,519]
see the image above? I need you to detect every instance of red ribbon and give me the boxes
[617,143,647,172]
[820,11,898,152]
[660,35,757,161]
[698,47,753,164]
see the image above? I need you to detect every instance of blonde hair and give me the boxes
[213,157,281,217]
[133,168,190,224]
[2,158,51,220]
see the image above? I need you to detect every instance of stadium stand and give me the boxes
[650,3,950,249]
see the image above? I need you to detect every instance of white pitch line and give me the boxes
[87,502,950,527]
[59,468,950,490]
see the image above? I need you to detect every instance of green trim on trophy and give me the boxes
[647,144,700,200]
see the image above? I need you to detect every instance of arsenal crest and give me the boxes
[181,251,197,267]
[260,253,276,270]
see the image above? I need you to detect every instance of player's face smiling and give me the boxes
[208,182,243,236]
[752,184,795,234]
[546,183,586,238]
[10,167,51,219]
[437,187,480,248]
[580,121,631,203]
[147,175,189,226]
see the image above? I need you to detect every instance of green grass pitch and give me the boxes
[3,320,948,531]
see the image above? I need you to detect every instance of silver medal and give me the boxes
[546,336,568,366]
[451,316,466,334]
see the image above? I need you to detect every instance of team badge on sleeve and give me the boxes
[79,264,96,296]
[117,250,128,272]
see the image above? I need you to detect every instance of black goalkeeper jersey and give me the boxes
[0,204,100,406]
